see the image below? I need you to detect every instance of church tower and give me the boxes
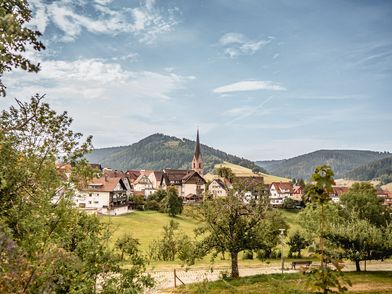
[192,129,203,175]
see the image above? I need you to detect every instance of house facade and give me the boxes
[329,186,349,203]
[160,169,206,202]
[75,176,130,215]
[269,181,293,206]
[208,179,229,198]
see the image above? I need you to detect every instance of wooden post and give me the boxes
[174,269,177,288]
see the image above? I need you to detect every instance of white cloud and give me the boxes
[5,58,193,101]
[219,33,245,45]
[219,32,271,58]
[112,53,139,62]
[213,81,286,93]
[29,0,178,43]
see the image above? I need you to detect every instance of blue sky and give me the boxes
[2,0,392,160]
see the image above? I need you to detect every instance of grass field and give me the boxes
[100,211,200,251]
[174,271,392,294]
[99,208,303,269]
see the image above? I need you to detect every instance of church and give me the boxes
[159,129,206,203]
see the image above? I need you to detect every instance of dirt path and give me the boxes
[145,261,392,293]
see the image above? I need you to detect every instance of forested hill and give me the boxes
[344,156,392,183]
[256,150,392,180]
[85,133,265,172]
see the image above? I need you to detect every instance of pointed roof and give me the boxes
[194,129,202,159]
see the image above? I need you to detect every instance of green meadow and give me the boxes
[173,271,392,294]
[99,208,304,269]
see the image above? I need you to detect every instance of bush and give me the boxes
[242,250,253,260]
[130,194,145,210]
[256,249,267,260]
[145,200,160,211]
[282,198,302,209]
[270,249,281,259]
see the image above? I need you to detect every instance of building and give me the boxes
[292,185,304,201]
[75,175,131,215]
[148,170,164,189]
[208,178,230,198]
[269,181,294,206]
[133,173,155,198]
[160,169,206,202]
[329,186,349,203]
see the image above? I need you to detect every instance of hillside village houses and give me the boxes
[56,129,392,214]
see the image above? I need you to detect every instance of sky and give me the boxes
[2,0,392,160]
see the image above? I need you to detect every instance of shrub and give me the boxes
[242,250,254,260]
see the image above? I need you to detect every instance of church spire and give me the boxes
[192,129,203,175]
[194,128,201,159]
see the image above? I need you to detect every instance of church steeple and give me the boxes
[192,129,203,175]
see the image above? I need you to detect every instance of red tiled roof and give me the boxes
[82,176,125,192]
[271,182,293,193]
[332,186,349,196]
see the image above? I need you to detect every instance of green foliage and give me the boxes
[145,199,160,211]
[344,156,392,181]
[130,194,145,211]
[163,186,183,217]
[257,150,392,180]
[288,231,309,258]
[304,265,351,294]
[148,189,167,202]
[85,133,265,173]
[339,182,391,227]
[148,220,195,264]
[194,181,286,278]
[303,165,350,293]
[0,97,153,292]
[214,166,235,182]
[282,198,302,209]
[0,0,45,96]
[320,183,392,271]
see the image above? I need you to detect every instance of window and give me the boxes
[94,201,99,204]
[89,193,92,197]
[88,201,92,204]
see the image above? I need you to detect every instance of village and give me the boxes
[55,130,392,215]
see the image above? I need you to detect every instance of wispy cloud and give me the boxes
[213,80,286,93]
[219,33,271,58]
[29,0,179,43]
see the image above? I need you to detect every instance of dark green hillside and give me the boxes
[344,156,392,183]
[256,150,391,180]
[85,133,265,172]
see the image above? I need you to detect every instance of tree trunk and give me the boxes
[355,260,361,272]
[230,251,239,278]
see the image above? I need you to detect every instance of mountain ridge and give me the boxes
[85,133,265,173]
[256,149,392,180]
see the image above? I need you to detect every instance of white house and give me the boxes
[269,182,293,206]
[75,176,130,215]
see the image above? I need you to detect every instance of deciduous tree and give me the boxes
[195,182,285,278]
[0,0,45,96]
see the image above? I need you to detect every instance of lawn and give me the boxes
[99,210,200,252]
[174,271,392,294]
[99,208,308,269]
[100,208,301,251]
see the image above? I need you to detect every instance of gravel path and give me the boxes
[145,261,392,293]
